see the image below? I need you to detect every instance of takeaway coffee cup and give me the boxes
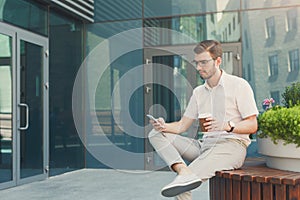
[198,113,212,132]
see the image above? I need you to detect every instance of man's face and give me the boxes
[193,51,220,80]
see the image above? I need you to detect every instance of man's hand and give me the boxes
[204,117,228,132]
[150,117,166,132]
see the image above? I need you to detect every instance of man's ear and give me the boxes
[215,56,222,66]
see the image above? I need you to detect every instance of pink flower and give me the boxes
[263,98,275,105]
[262,98,275,110]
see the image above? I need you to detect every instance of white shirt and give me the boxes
[184,70,259,146]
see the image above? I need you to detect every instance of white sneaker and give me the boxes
[161,174,202,197]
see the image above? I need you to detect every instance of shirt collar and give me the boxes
[204,69,226,90]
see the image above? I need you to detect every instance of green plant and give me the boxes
[258,105,300,147]
[282,82,300,108]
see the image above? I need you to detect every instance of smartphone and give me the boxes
[146,114,166,137]
[146,114,158,123]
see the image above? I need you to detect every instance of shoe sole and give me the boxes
[161,179,202,197]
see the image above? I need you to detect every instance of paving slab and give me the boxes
[0,169,209,200]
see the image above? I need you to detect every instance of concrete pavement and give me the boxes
[0,169,209,200]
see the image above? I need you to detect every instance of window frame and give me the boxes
[286,9,297,32]
[268,54,279,77]
[265,16,275,39]
[288,49,299,72]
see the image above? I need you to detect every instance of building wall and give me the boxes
[0,0,86,177]
[1,0,299,174]
[85,0,300,169]
[243,3,300,109]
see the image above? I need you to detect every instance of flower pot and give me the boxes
[257,137,300,172]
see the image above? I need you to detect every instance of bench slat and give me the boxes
[275,184,286,200]
[262,183,273,200]
[241,181,251,200]
[232,179,241,199]
[251,182,261,200]
[288,184,300,200]
[210,163,300,200]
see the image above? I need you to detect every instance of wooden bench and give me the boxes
[209,161,300,200]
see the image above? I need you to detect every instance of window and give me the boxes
[233,16,236,31]
[243,63,252,81]
[289,49,299,72]
[247,64,252,81]
[228,23,231,35]
[268,54,278,76]
[211,14,215,24]
[266,17,275,39]
[244,30,249,49]
[286,9,297,32]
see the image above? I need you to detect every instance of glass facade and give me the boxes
[0,0,85,184]
[144,12,241,46]
[87,0,300,169]
[94,0,142,22]
[49,11,85,175]
[241,6,300,109]
[19,39,45,179]
[0,0,300,188]
[144,0,240,17]
[0,0,47,36]
[85,20,145,169]
[242,0,300,10]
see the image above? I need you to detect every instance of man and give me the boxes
[148,40,258,200]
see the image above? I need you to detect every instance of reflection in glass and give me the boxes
[86,20,144,169]
[242,8,300,112]
[265,17,275,39]
[94,0,142,22]
[242,0,300,10]
[144,13,240,46]
[144,0,240,17]
[0,33,13,183]
[288,49,299,72]
[49,11,85,175]
[0,0,47,36]
[222,51,234,75]
[151,55,191,122]
[287,8,297,32]
[150,54,197,168]
[93,50,145,169]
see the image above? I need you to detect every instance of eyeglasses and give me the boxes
[193,59,214,67]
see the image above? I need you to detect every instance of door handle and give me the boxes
[145,59,152,64]
[18,103,29,130]
[145,86,151,94]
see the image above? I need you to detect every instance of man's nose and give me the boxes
[196,64,203,71]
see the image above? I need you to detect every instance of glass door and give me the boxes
[0,22,49,188]
[144,43,242,170]
[17,31,49,184]
[144,45,197,171]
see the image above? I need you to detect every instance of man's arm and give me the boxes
[204,114,258,134]
[153,116,195,134]
[228,115,258,134]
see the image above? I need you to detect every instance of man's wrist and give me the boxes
[225,123,231,132]
[227,121,235,132]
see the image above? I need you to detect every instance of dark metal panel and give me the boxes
[50,0,94,22]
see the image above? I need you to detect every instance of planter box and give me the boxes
[257,137,300,172]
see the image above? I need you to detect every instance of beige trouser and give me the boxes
[148,130,247,200]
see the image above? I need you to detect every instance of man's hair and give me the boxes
[193,40,222,60]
